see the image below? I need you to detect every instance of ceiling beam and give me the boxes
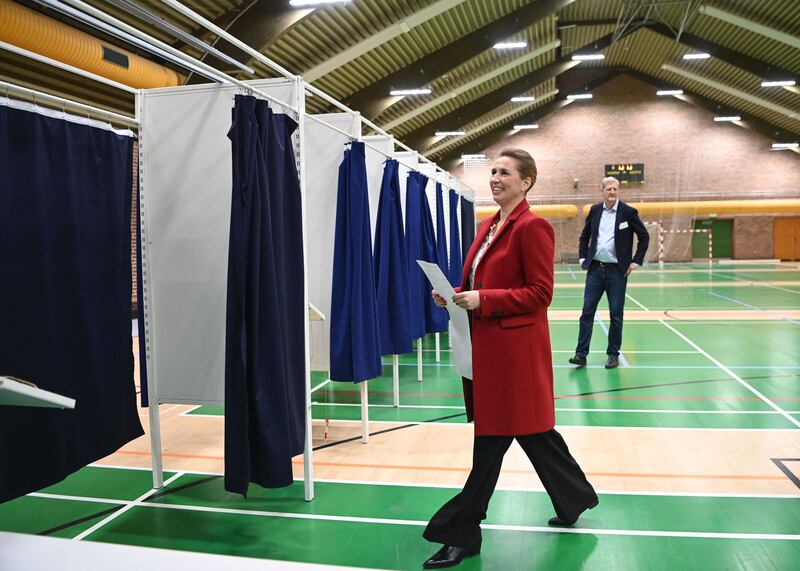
[623,68,797,143]
[436,69,623,166]
[400,30,630,149]
[699,4,800,50]
[381,40,560,132]
[344,0,576,119]
[662,64,800,120]
[304,0,466,83]
[645,23,798,84]
[180,0,313,75]
[424,88,560,157]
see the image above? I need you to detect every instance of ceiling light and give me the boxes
[683,52,711,60]
[436,131,466,136]
[761,80,796,87]
[389,88,432,96]
[514,124,539,130]
[510,96,536,102]
[713,115,741,122]
[462,154,486,159]
[289,0,350,6]
[566,93,593,100]
[571,54,605,61]
[656,89,683,96]
[771,142,799,150]
[494,41,527,49]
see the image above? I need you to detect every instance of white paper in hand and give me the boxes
[416,260,473,379]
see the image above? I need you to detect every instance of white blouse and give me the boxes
[469,219,501,290]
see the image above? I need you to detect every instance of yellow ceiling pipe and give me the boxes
[581,199,800,217]
[477,204,578,220]
[0,0,182,88]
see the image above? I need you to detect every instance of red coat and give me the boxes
[460,199,555,436]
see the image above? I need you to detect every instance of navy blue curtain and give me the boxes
[330,141,382,383]
[404,171,428,341]
[225,95,306,494]
[0,105,143,503]
[461,196,476,265]
[422,180,448,333]
[435,182,449,281]
[448,189,463,286]
[373,160,413,355]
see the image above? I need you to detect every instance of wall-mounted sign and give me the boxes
[605,163,644,184]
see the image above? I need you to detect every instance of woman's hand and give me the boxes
[452,291,480,310]
[431,290,448,308]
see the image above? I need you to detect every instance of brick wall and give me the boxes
[450,74,800,261]
[732,216,773,259]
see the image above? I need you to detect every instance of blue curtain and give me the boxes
[435,182,449,281]
[373,160,413,355]
[330,141,382,383]
[422,180,448,333]
[404,171,428,341]
[461,196,476,265]
[448,189,463,286]
[225,95,306,494]
[0,105,143,503]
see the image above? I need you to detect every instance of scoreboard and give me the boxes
[605,163,644,184]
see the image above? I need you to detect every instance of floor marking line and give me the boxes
[625,292,650,311]
[708,291,799,325]
[107,499,800,541]
[310,402,791,415]
[596,316,630,368]
[310,378,332,394]
[71,471,184,541]
[177,405,202,417]
[659,320,800,429]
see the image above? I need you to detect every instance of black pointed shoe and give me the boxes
[605,355,619,369]
[568,354,587,367]
[548,498,600,527]
[423,545,480,569]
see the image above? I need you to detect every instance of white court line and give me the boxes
[659,320,800,429]
[311,402,797,415]
[567,266,577,280]
[310,378,332,393]
[708,291,800,325]
[301,477,800,499]
[596,316,630,368]
[552,350,699,354]
[76,497,800,542]
[30,491,800,542]
[66,465,799,499]
[625,292,650,311]
[138,403,182,417]
[177,405,202,417]
[713,272,800,295]
[72,472,184,541]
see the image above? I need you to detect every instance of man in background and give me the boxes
[569,177,649,369]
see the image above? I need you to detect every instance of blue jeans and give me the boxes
[575,261,628,357]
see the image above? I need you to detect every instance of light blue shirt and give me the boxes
[594,200,618,263]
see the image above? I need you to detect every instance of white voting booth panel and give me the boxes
[362,134,394,249]
[138,78,314,497]
[304,113,358,373]
[139,78,296,405]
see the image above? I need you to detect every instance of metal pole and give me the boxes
[392,354,400,408]
[360,382,369,444]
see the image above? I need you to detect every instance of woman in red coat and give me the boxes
[422,149,598,569]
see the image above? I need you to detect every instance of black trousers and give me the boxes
[423,429,598,549]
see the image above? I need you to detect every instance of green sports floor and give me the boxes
[2,262,799,570]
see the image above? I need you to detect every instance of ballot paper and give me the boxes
[416,260,473,379]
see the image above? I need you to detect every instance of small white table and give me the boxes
[0,376,75,408]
